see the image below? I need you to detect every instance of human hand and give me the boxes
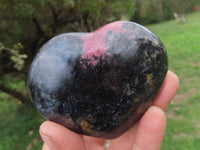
[40,71,179,150]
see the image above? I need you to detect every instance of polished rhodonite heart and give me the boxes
[27,21,168,139]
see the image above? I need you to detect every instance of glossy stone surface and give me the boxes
[27,21,168,139]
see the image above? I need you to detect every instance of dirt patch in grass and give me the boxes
[172,85,197,104]
[173,120,200,140]
[171,75,198,105]
[185,61,200,67]
[166,109,180,119]
[26,136,41,150]
[173,132,193,139]
[172,92,190,104]
[194,120,200,136]
[183,76,198,83]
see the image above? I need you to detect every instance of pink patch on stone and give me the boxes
[81,21,123,65]
[142,38,148,43]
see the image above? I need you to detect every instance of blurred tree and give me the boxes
[131,0,200,24]
[0,42,28,103]
[131,0,142,23]
[140,0,165,24]
[0,0,135,103]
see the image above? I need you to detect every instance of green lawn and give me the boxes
[0,74,45,150]
[0,11,200,150]
[0,93,45,150]
[148,11,200,150]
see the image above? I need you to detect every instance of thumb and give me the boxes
[40,121,86,150]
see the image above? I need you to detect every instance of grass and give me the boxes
[0,74,45,150]
[147,11,200,150]
[0,11,200,150]
[0,92,45,150]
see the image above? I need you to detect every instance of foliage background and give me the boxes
[0,0,200,149]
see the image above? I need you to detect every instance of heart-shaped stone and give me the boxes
[27,21,168,139]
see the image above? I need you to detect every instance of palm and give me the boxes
[41,71,179,150]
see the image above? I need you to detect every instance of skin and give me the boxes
[39,70,179,150]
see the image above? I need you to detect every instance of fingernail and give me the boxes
[40,133,56,150]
